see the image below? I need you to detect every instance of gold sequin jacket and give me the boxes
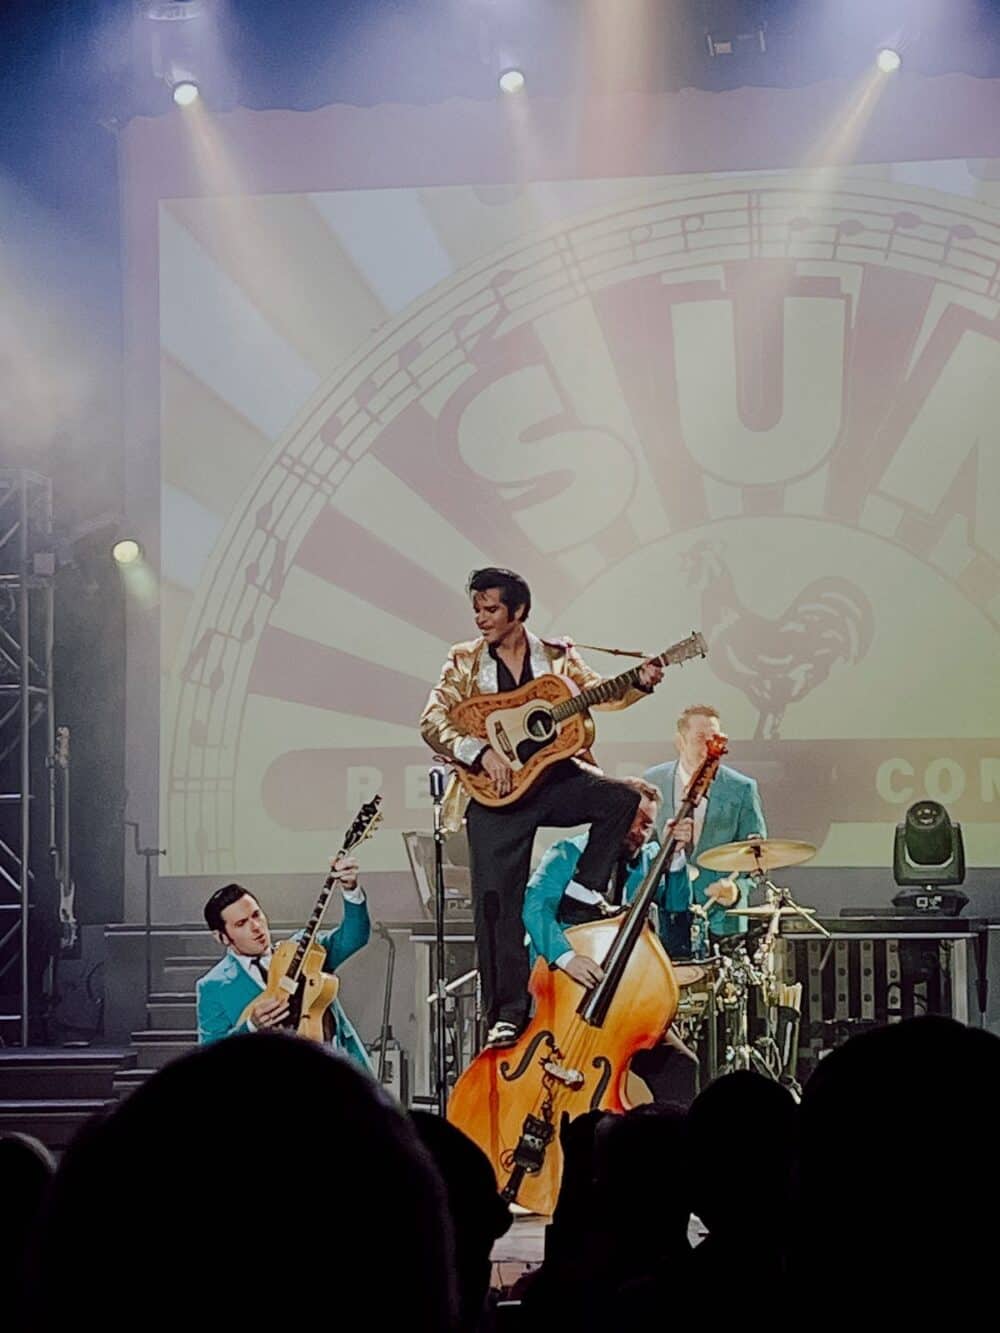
[419,630,648,831]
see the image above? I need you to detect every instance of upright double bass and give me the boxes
[448,736,729,1215]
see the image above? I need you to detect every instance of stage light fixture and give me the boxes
[172,79,200,106]
[876,48,902,73]
[706,23,767,59]
[498,68,526,95]
[891,799,967,914]
[111,539,143,566]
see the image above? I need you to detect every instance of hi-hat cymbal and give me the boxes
[697,837,817,873]
[724,904,817,918]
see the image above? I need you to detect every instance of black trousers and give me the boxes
[465,761,640,1028]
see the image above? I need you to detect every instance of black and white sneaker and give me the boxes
[484,1020,520,1048]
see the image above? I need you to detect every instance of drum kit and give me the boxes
[669,834,830,1095]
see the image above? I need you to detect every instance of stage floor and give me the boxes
[489,1213,707,1291]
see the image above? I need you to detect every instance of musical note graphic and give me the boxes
[181,628,227,693]
[680,212,705,252]
[831,218,864,260]
[884,210,922,258]
[941,222,977,267]
[244,500,288,600]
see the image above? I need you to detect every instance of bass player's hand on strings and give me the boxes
[480,746,514,797]
[562,954,604,986]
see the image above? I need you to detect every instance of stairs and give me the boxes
[0,1047,136,1149]
[108,926,299,1098]
[117,944,211,1096]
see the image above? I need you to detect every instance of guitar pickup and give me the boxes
[493,725,516,762]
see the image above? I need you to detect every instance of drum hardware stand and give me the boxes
[745,853,828,1097]
[428,968,480,1082]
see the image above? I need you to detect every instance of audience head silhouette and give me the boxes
[411,1110,511,1331]
[27,1035,457,1332]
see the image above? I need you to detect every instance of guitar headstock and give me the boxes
[688,733,728,804]
[659,631,708,667]
[343,794,383,851]
[705,734,728,760]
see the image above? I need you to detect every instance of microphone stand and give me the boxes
[373,922,396,1085]
[124,819,166,1005]
[429,766,449,1116]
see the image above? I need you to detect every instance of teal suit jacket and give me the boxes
[642,761,767,936]
[195,897,372,1070]
[522,834,690,966]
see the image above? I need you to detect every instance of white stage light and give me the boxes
[172,79,200,106]
[876,48,901,73]
[498,69,525,95]
[111,539,143,566]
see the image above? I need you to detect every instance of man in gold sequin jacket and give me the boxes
[420,567,662,1048]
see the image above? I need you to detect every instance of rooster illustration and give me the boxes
[682,541,874,739]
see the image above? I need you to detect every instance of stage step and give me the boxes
[130,1030,198,1070]
[0,1098,113,1147]
[0,1047,136,1149]
[112,1067,158,1098]
[0,1047,136,1101]
[161,957,215,989]
[147,993,197,1029]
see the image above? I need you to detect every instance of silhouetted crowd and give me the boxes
[5,1015,999,1331]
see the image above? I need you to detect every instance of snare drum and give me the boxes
[671,958,708,989]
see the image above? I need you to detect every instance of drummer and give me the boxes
[644,705,767,956]
[522,776,701,1106]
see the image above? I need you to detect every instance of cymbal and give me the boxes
[724,904,817,919]
[697,837,817,873]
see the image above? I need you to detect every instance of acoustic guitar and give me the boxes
[449,631,707,808]
[239,796,382,1040]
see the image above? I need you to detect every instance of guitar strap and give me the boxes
[570,641,650,659]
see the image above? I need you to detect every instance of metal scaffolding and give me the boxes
[0,470,56,1046]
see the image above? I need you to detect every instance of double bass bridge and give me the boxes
[540,1056,584,1089]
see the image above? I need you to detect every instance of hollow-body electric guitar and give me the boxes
[238,796,382,1040]
[449,631,707,808]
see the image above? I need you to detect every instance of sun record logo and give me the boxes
[164,177,1000,874]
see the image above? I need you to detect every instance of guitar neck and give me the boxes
[577,741,727,1027]
[551,661,648,721]
[287,852,347,980]
[549,634,705,722]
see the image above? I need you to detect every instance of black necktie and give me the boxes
[608,856,632,907]
[254,957,269,984]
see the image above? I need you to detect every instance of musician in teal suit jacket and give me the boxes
[644,705,767,941]
[523,825,691,972]
[521,777,701,1103]
[196,856,372,1070]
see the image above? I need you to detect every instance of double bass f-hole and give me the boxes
[500,1029,556,1082]
[588,1055,613,1109]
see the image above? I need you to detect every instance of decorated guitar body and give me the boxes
[450,631,708,808]
[449,674,595,807]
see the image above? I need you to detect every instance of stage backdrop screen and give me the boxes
[157,161,1000,876]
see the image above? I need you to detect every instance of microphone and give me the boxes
[429,765,446,804]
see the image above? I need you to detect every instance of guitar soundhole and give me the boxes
[525,708,555,742]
